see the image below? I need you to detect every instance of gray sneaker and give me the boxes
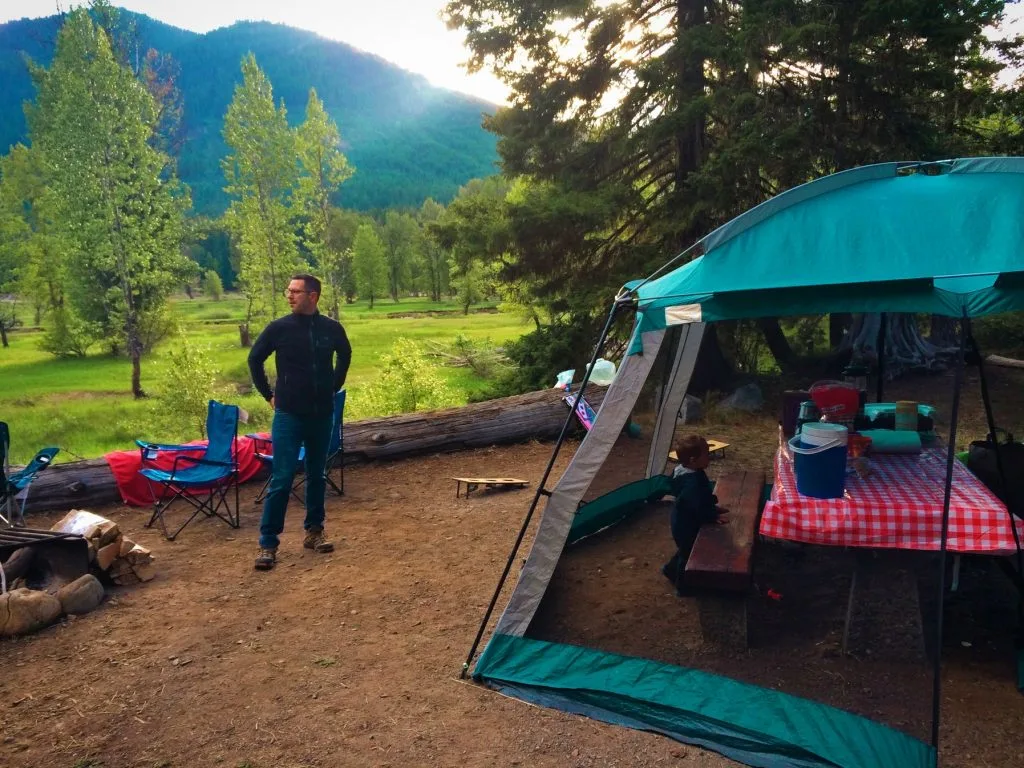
[303,529,334,553]
[254,547,277,570]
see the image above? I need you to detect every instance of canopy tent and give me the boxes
[463,158,1024,768]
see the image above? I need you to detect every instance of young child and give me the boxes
[662,434,728,594]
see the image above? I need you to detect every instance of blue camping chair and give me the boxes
[136,401,241,540]
[0,421,60,527]
[248,390,346,504]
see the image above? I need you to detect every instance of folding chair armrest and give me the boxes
[137,439,200,463]
[245,434,272,452]
[169,454,235,473]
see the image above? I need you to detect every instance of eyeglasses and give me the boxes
[283,288,308,297]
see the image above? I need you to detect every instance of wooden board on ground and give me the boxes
[667,440,729,463]
[453,477,529,498]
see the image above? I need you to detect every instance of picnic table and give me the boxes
[760,441,1020,553]
[761,438,1024,654]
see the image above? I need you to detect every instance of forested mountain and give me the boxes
[0,11,498,213]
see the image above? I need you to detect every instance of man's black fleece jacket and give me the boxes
[247,311,352,417]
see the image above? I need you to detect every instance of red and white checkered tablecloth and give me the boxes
[760,444,1024,553]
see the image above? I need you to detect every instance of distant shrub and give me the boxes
[39,307,99,358]
[355,338,458,416]
[427,334,509,380]
[202,269,224,301]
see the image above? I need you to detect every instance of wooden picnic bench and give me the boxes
[684,469,765,650]
[453,477,530,498]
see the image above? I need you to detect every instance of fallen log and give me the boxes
[23,386,606,514]
[986,354,1024,370]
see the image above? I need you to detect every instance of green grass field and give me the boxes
[0,294,529,463]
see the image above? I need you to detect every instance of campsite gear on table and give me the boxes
[858,430,922,454]
[781,390,811,436]
[895,401,919,431]
[788,423,848,500]
[967,429,1024,509]
[847,434,873,458]
[863,402,936,434]
[809,381,860,423]
[842,363,870,413]
[799,422,849,448]
[795,400,820,435]
[762,445,1020,552]
[842,363,869,393]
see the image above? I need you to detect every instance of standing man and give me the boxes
[248,274,352,571]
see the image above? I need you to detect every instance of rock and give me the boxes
[680,394,703,424]
[57,574,105,615]
[720,382,763,412]
[0,547,33,583]
[0,588,62,637]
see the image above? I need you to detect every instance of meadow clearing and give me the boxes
[0,294,529,463]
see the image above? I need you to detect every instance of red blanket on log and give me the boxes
[104,436,267,507]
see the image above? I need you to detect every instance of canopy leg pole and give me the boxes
[875,312,887,403]
[968,322,1024,619]
[929,316,966,755]
[460,298,626,678]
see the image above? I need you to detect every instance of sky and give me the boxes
[3,2,1024,100]
[0,0,511,104]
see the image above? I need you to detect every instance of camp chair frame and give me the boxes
[247,390,346,505]
[137,401,241,541]
[1,422,60,528]
[247,436,303,505]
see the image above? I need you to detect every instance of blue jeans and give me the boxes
[259,410,332,550]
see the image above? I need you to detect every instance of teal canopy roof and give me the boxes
[628,158,1024,325]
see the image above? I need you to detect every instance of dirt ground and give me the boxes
[2,367,1024,768]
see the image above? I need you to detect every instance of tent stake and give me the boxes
[930,316,966,754]
[459,298,626,679]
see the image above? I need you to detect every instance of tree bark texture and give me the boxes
[843,313,959,379]
[20,386,608,514]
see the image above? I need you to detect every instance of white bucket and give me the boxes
[800,422,848,448]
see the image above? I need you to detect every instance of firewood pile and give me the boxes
[51,510,155,585]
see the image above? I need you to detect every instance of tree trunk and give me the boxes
[844,313,957,379]
[929,315,958,348]
[756,317,798,373]
[689,326,734,395]
[0,325,7,348]
[830,313,851,348]
[21,386,609,514]
[130,348,144,399]
[238,323,252,348]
